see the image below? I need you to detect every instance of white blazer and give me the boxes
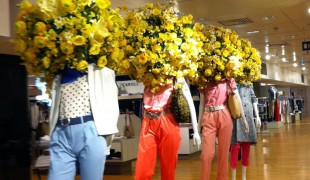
[49,64,120,136]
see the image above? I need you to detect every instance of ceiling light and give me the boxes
[293,52,296,61]
[265,54,271,60]
[247,30,259,34]
[262,16,276,21]
[302,67,306,70]
[265,45,269,53]
[293,63,298,67]
[308,8,310,14]
[282,57,286,62]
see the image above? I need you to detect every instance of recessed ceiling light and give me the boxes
[302,67,306,70]
[262,16,276,21]
[282,57,286,62]
[293,63,298,67]
[265,54,271,60]
[308,8,310,14]
[247,30,259,34]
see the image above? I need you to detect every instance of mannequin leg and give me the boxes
[231,168,236,180]
[216,111,233,180]
[241,142,251,180]
[242,166,247,180]
[158,114,181,180]
[230,143,240,180]
[135,118,159,180]
[200,113,217,180]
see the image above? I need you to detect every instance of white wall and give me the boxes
[0,0,10,37]
[261,63,308,86]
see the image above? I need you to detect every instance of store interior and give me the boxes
[1,0,310,180]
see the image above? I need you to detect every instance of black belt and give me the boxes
[57,115,93,126]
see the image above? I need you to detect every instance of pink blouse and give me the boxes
[143,84,173,113]
[202,78,237,107]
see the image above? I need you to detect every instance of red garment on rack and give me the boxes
[275,100,281,122]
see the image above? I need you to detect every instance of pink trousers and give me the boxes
[200,109,233,180]
[230,142,251,168]
[135,113,181,180]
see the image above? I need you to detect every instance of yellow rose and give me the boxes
[14,39,27,54]
[72,35,86,46]
[59,0,75,13]
[119,39,127,47]
[181,14,193,24]
[152,45,162,53]
[152,8,161,16]
[48,29,58,41]
[34,36,47,48]
[204,69,212,76]
[111,48,120,60]
[81,24,92,37]
[146,3,153,9]
[214,41,221,49]
[96,0,111,9]
[214,74,222,81]
[17,11,27,21]
[24,50,36,61]
[222,49,230,57]
[89,44,101,55]
[15,21,27,36]
[137,52,147,64]
[97,56,107,67]
[121,60,130,69]
[34,22,47,35]
[18,0,33,12]
[217,65,225,71]
[60,42,74,54]
[42,57,50,68]
[77,60,88,71]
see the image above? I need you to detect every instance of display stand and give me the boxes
[105,96,142,174]
[178,124,200,159]
[266,121,284,129]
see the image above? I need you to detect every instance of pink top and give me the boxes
[143,84,173,113]
[202,78,237,106]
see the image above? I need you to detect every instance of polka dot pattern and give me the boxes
[59,75,91,120]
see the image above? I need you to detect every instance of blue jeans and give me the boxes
[48,120,107,180]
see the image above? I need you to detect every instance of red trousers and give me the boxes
[135,113,181,180]
[230,142,251,168]
[200,109,233,180]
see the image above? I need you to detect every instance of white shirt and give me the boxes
[59,75,91,120]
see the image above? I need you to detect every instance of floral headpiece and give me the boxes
[14,0,125,88]
[188,25,261,88]
[116,2,205,92]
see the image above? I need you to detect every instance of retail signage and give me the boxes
[302,41,310,51]
[116,80,144,95]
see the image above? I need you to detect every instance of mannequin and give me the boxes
[198,78,248,180]
[48,65,119,180]
[230,83,261,180]
[135,77,201,180]
[268,86,278,120]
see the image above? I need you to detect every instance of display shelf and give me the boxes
[178,126,200,159]
[118,94,143,100]
[105,113,141,174]
[267,121,284,129]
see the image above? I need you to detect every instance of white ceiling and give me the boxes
[1,0,310,86]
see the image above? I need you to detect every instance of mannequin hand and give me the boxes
[241,117,249,133]
[192,132,201,150]
[256,117,262,129]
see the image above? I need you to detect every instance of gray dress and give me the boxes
[231,84,257,145]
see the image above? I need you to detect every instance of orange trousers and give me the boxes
[135,113,181,180]
[200,109,233,180]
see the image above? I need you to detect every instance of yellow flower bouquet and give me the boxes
[188,25,261,88]
[234,38,262,85]
[13,0,125,88]
[116,2,205,92]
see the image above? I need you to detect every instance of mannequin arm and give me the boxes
[198,92,205,134]
[234,89,249,133]
[177,77,201,149]
[253,102,261,129]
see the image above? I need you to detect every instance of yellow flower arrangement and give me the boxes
[234,38,262,85]
[188,25,261,88]
[13,0,125,88]
[116,2,205,92]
